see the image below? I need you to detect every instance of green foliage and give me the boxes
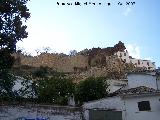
[0,69,15,99]
[0,49,15,69]
[0,0,30,69]
[0,0,30,101]
[75,77,109,104]
[33,66,50,78]
[18,79,37,98]
[36,75,75,105]
[32,66,66,79]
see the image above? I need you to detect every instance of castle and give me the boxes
[13,41,156,81]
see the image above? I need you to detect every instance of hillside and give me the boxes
[12,41,150,82]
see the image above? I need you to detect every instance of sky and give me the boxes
[17,0,160,67]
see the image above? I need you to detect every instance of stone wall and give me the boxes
[0,104,82,120]
[12,41,140,81]
[70,55,136,82]
[13,41,127,74]
[13,53,89,73]
[13,52,137,82]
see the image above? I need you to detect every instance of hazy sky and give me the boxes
[17,0,160,67]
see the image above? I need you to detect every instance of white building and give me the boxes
[127,72,159,89]
[107,79,128,93]
[83,86,160,120]
[83,72,160,120]
[114,51,156,70]
[106,71,159,93]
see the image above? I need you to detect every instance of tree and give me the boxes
[33,66,50,78]
[0,0,30,69]
[0,0,30,99]
[35,48,40,55]
[32,66,65,79]
[69,50,77,56]
[75,77,109,104]
[0,69,15,99]
[17,78,37,99]
[36,75,75,105]
[42,47,51,53]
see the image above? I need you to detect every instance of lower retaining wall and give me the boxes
[0,104,82,120]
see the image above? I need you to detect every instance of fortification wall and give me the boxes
[14,53,89,73]
[12,41,140,81]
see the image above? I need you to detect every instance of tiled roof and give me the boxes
[127,71,156,76]
[112,86,159,96]
[156,69,160,75]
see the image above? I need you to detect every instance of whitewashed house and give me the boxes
[114,50,156,70]
[127,72,159,89]
[83,72,160,120]
[106,71,159,93]
[107,79,128,93]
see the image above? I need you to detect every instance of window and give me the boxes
[147,62,149,66]
[124,59,126,62]
[120,53,122,57]
[138,60,140,65]
[138,101,151,111]
[124,53,126,56]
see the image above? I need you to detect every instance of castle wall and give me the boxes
[14,53,89,73]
